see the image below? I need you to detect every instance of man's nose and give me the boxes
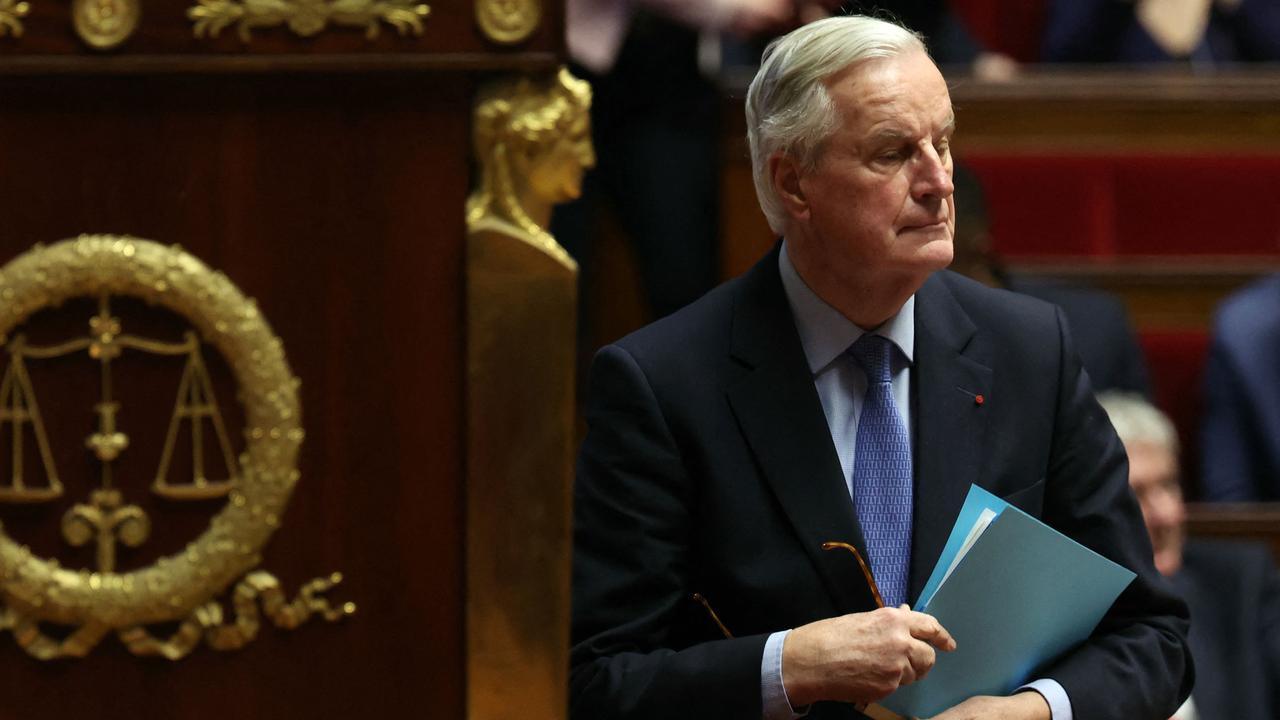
[911,148,953,201]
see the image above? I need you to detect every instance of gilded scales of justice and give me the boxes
[0,236,352,660]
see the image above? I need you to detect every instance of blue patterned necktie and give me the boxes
[847,333,913,608]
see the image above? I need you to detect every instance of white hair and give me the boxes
[1097,391,1180,456]
[745,16,927,235]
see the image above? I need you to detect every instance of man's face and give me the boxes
[1126,440,1185,576]
[791,49,956,288]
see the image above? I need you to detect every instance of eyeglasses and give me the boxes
[693,540,885,639]
[820,541,885,608]
[692,541,909,720]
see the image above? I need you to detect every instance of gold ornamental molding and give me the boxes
[465,67,590,720]
[475,0,539,45]
[188,0,430,41]
[0,0,29,38]
[0,236,353,660]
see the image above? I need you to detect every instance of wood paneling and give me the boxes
[1003,260,1280,329]
[1186,503,1280,561]
[0,0,573,713]
[0,62,491,720]
[948,69,1280,153]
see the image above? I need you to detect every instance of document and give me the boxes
[881,485,1136,718]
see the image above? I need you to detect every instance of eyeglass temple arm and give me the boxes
[691,592,734,639]
[821,541,886,608]
[694,550,910,720]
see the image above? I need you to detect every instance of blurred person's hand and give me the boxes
[797,0,844,24]
[725,0,847,38]
[972,51,1019,82]
[725,0,794,37]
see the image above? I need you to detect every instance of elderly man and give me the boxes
[1099,392,1280,720]
[570,16,1191,720]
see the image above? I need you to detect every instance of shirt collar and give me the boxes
[778,239,916,375]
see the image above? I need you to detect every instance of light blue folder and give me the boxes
[881,485,1136,718]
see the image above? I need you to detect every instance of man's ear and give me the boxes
[769,153,809,222]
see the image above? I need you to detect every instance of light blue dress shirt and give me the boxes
[760,242,1072,720]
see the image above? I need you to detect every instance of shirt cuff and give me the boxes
[761,630,807,719]
[1018,678,1073,720]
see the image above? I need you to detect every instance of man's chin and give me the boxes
[917,239,954,272]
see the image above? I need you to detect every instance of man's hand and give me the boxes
[926,692,1051,720]
[782,606,956,706]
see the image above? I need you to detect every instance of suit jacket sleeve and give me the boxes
[1038,307,1194,717]
[1235,543,1280,717]
[1042,0,1134,61]
[570,343,768,719]
[1200,328,1261,500]
[1252,547,1280,715]
[1234,0,1280,61]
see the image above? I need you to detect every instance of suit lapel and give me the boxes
[909,274,993,602]
[724,248,879,614]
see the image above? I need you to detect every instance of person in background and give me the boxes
[1099,391,1280,720]
[948,163,1152,397]
[559,0,842,354]
[1199,274,1280,500]
[1043,0,1280,64]
[720,3,1019,92]
[843,0,1019,76]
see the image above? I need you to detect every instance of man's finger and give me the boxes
[904,638,937,682]
[906,612,956,651]
[896,657,919,688]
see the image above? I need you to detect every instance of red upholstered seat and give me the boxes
[964,154,1280,258]
[1140,331,1211,495]
[951,0,1049,63]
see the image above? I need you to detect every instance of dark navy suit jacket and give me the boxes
[1200,275,1280,500]
[1007,276,1150,398]
[1176,540,1280,720]
[570,248,1192,719]
[1043,0,1280,63]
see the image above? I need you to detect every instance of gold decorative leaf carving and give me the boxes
[0,0,30,38]
[0,236,353,659]
[475,0,539,45]
[188,0,430,41]
[118,572,352,660]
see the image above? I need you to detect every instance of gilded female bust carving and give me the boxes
[467,67,594,264]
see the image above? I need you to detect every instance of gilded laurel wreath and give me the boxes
[0,0,30,38]
[0,236,351,659]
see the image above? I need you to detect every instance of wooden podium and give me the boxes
[0,2,575,719]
